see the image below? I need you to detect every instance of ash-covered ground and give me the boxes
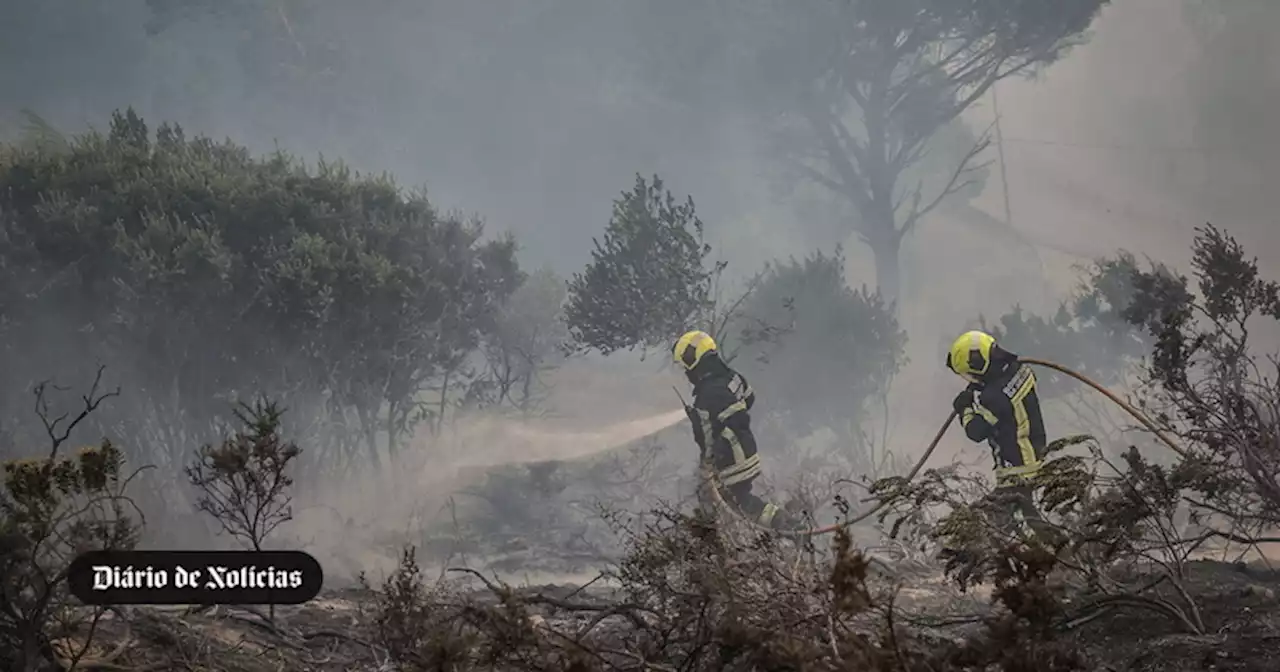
[58,546,1280,671]
[52,438,1280,672]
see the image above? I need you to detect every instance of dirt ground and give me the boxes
[50,552,1280,672]
[1067,560,1280,671]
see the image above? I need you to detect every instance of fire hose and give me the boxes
[699,357,1188,538]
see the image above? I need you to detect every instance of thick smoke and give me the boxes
[3,0,1278,576]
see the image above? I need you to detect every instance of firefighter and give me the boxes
[673,330,797,530]
[945,330,1048,535]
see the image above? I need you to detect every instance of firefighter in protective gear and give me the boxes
[673,330,797,530]
[945,330,1048,535]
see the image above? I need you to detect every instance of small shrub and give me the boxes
[186,398,300,622]
[186,399,301,554]
[0,368,143,672]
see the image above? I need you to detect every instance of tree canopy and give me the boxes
[783,0,1109,301]
[0,109,522,477]
[564,174,717,355]
[628,0,1110,304]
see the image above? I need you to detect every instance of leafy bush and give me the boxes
[0,109,521,487]
[875,434,1213,636]
[984,253,1158,399]
[565,173,718,355]
[731,248,907,476]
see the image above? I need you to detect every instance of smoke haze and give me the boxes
[4,0,1279,574]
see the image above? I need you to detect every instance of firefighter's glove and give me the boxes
[684,404,699,426]
[952,389,975,416]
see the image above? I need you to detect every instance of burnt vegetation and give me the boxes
[4,3,1280,670]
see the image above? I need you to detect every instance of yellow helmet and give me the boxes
[946,330,997,382]
[673,330,717,370]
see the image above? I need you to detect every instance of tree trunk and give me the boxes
[356,406,383,473]
[866,223,903,311]
[872,241,901,309]
[861,60,902,311]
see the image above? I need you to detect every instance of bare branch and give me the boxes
[33,365,121,464]
[897,126,994,238]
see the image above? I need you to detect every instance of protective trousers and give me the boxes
[698,467,791,529]
[723,479,782,527]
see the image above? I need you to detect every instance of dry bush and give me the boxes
[186,398,301,555]
[0,368,144,672]
[437,439,676,572]
[873,434,1224,638]
[368,499,1093,671]
[186,398,301,623]
[456,462,572,541]
[869,226,1280,644]
[363,546,484,669]
[1121,225,1280,543]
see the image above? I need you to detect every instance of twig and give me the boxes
[301,629,378,650]
[34,364,121,464]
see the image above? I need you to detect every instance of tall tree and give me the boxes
[778,0,1109,303]
[629,0,1109,305]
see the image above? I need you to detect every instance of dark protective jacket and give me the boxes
[686,354,761,486]
[956,348,1048,486]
